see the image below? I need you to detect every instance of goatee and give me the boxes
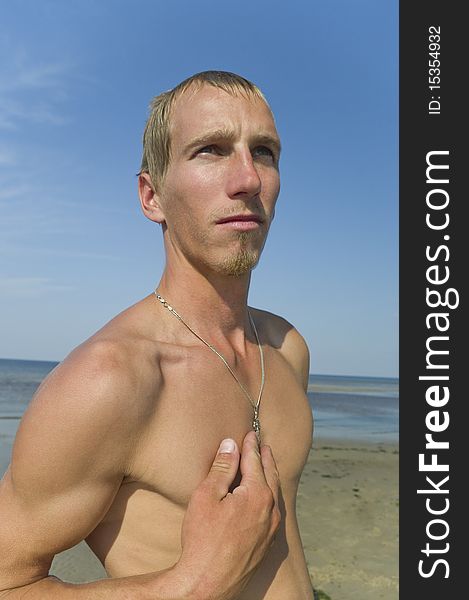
[220,232,260,276]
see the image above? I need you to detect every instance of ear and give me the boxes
[138,172,166,224]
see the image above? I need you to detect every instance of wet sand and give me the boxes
[298,439,399,599]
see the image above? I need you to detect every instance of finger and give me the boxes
[260,445,280,507]
[239,430,268,486]
[204,438,240,500]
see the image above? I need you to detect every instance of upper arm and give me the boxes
[269,316,310,392]
[0,341,143,590]
[283,328,310,393]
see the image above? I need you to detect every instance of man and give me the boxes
[0,71,314,598]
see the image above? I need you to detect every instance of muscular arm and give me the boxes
[0,341,182,598]
[0,341,280,599]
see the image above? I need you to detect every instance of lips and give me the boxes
[216,214,263,224]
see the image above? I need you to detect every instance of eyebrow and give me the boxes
[184,128,235,153]
[183,128,282,156]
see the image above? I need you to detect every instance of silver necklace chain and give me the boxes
[154,291,265,437]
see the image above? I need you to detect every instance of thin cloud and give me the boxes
[0,146,16,166]
[0,277,74,298]
[0,62,68,94]
[0,44,71,129]
[0,98,68,129]
[0,184,32,200]
[0,195,121,262]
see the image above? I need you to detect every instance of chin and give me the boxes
[219,249,260,277]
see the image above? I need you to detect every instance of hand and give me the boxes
[174,431,281,600]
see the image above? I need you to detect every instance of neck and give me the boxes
[156,259,253,349]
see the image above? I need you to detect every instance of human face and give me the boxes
[157,85,281,277]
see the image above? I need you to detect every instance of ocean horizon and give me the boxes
[0,358,399,458]
[0,357,398,386]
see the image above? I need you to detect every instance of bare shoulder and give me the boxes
[11,340,145,492]
[40,294,164,412]
[29,334,156,432]
[14,298,165,483]
[250,307,310,391]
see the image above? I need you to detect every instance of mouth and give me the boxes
[215,214,264,229]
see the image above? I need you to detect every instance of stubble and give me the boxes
[219,232,261,277]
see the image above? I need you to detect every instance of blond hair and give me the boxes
[140,71,268,190]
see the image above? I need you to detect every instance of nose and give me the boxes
[226,150,262,200]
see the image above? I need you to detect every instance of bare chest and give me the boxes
[130,347,312,505]
[87,345,312,580]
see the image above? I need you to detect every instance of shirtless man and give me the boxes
[0,71,314,598]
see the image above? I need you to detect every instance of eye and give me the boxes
[252,146,275,160]
[197,145,220,155]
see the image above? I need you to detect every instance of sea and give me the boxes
[308,373,398,444]
[0,358,398,473]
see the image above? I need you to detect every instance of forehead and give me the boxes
[169,85,279,149]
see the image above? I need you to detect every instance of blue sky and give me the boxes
[0,0,398,377]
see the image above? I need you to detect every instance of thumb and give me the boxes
[205,438,240,500]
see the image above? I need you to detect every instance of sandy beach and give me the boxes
[45,438,399,599]
[299,439,399,600]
